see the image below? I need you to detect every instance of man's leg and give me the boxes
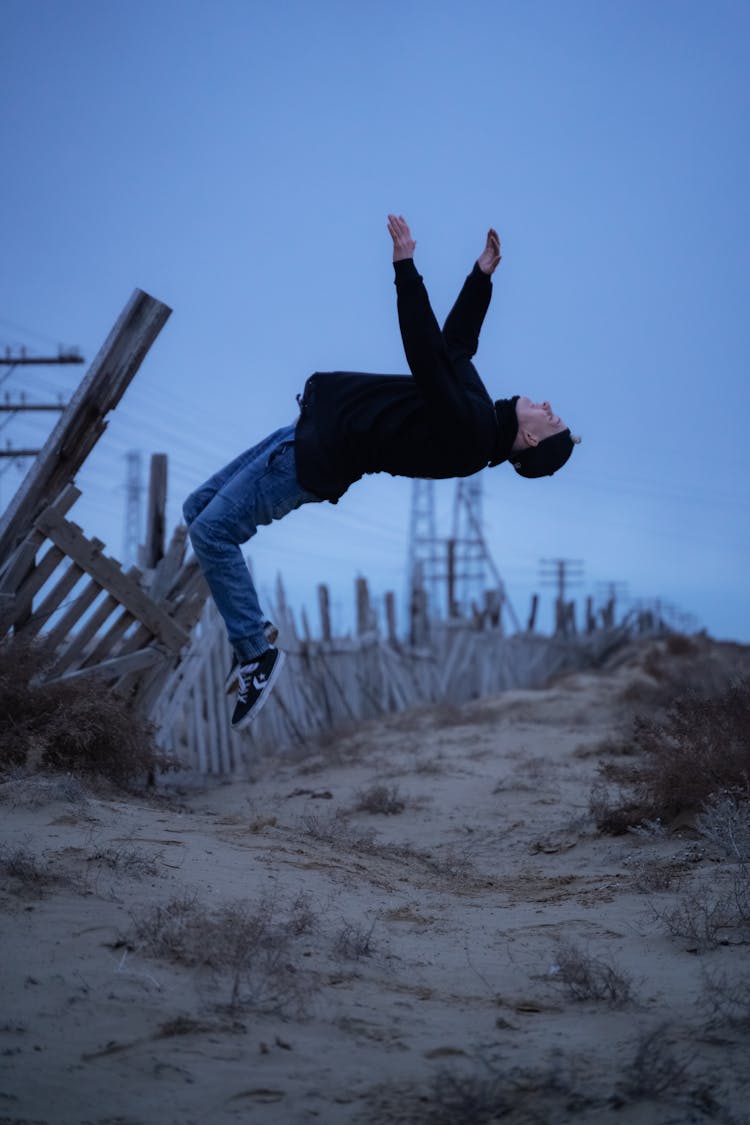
[184,424,319,725]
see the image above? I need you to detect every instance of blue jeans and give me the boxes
[183,423,319,663]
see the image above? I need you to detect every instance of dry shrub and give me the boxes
[132,893,313,1013]
[302,813,480,886]
[362,1061,583,1125]
[697,796,750,863]
[659,880,748,952]
[701,968,750,1031]
[0,842,70,895]
[593,681,750,834]
[551,941,634,1006]
[0,636,167,784]
[355,782,406,815]
[613,1024,692,1105]
[334,919,376,960]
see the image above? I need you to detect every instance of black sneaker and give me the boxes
[226,620,278,694]
[231,647,285,730]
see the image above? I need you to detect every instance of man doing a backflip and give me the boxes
[183,215,580,729]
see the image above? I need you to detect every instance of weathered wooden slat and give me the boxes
[81,607,139,669]
[34,507,188,653]
[18,559,87,639]
[148,524,187,602]
[48,647,162,684]
[0,291,172,565]
[52,592,121,676]
[44,579,102,650]
[0,485,81,595]
[0,544,66,635]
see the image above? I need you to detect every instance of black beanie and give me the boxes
[512,429,575,478]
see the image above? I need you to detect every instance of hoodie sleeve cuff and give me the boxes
[472,261,492,284]
[393,258,420,283]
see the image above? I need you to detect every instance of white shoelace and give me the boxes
[236,660,259,702]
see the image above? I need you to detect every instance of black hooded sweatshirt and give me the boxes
[293,257,519,503]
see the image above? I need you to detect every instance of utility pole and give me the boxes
[0,346,81,463]
[0,347,83,366]
[539,557,584,635]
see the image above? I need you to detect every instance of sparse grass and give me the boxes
[593,680,750,834]
[301,813,481,887]
[0,772,88,808]
[354,782,406,815]
[701,968,750,1031]
[551,941,635,1006]
[0,636,170,784]
[87,847,161,879]
[697,796,750,863]
[0,842,68,894]
[658,869,750,951]
[131,892,315,1013]
[334,919,376,960]
[626,858,685,893]
[361,1059,584,1125]
[613,1023,692,1104]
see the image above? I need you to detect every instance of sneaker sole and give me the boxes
[231,650,286,731]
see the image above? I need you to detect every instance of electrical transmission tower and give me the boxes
[449,479,489,617]
[406,476,520,637]
[406,480,443,617]
[123,451,144,566]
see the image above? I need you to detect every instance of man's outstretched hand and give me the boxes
[388,213,416,262]
[477,228,501,275]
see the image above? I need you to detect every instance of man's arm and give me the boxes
[386,212,492,411]
[387,213,466,410]
[442,228,501,360]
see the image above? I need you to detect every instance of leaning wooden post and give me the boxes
[317,583,331,643]
[585,595,596,633]
[356,576,371,637]
[0,289,172,568]
[384,590,398,646]
[527,593,539,633]
[142,453,168,569]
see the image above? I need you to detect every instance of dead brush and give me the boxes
[0,636,170,784]
[334,919,377,960]
[362,1060,583,1125]
[701,967,750,1031]
[354,782,406,815]
[612,1023,694,1107]
[301,813,480,886]
[551,941,635,1006]
[657,872,750,951]
[0,842,67,894]
[87,847,161,879]
[131,892,314,1014]
[592,680,750,834]
[697,795,750,863]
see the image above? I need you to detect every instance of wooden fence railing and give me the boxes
[151,591,633,775]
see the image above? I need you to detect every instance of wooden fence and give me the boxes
[151,583,633,774]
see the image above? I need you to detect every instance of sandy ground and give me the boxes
[1,642,749,1124]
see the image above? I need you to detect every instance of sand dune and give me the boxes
[1,638,749,1124]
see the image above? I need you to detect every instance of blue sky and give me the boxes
[2,0,748,641]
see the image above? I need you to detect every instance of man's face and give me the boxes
[516,396,567,443]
